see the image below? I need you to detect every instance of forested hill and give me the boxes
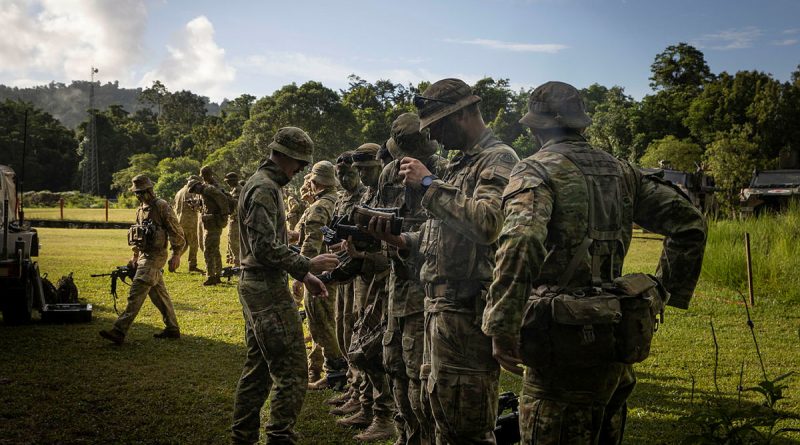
[0,81,220,129]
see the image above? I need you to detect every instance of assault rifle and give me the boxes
[91,265,136,315]
[220,245,301,282]
[352,205,403,235]
[494,391,521,445]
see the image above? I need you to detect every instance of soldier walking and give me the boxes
[99,175,185,345]
[482,81,707,444]
[231,127,339,445]
[370,78,519,444]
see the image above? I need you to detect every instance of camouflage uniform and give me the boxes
[299,161,345,377]
[232,127,315,445]
[379,113,448,445]
[286,193,306,231]
[174,180,200,270]
[109,176,185,338]
[226,172,242,266]
[193,180,231,282]
[482,82,707,445]
[402,79,520,444]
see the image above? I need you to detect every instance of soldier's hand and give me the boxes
[309,253,340,274]
[303,273,328,298]
[167,253,181,273]
[287,229,300,243]
[127,256,138,270]
[292,280,304,299]
[344,237,365,259]
[399,157,432,188]
[367,216,406,249]
[492,335,524,376]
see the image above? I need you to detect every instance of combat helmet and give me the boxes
[129,174,154,192]
[309,160,337,187]
[269,127,314,164]
[351,143,381,167]
[386,113,438,159]
[519,81,592,130]
[414,78,481,130]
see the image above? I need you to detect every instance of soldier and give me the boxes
[379,113,447,445]
[369,78,519,444]
[231,126,339,445]
[293,161,347,389]
[336,142,396,442]
[99,174,185,345]
[201,164,220,186]
[188,175,231,285]
[174,174,203,272]
[225,172,242,267]
[482,81,707,444]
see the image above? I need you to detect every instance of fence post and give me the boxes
[59,198,64,220]
[745,232,755,306]
[105,199,109,222]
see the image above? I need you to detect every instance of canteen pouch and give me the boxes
[613,273,663,364]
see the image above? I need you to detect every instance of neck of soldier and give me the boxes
[452,112,487,153]
[139,191,157,206]
[533,127,583,148]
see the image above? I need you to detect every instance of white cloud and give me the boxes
[444,38,568,53]
[783,28,800,35]
[141,16,235,101]
[0,0,147,83]
[772,39,798,46]
[693,26,762,50]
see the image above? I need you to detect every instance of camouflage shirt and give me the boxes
[334,183,366,221]
[402,128,519,313]
[200,183,231,217]
[378,154,448,317]
[228,184,242,222]
[173,184,198,227]
[298,188,338,258]
[482,135,707,339]
[238,159,310,285]
[134,197,185,256]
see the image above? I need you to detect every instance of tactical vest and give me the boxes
[128,199,168,252]
[519,143,666,367]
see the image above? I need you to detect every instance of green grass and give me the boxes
[24,207,137,223]
[1,228,798,444]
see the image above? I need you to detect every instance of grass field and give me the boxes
[1,226,799,444]
[23,207,137,223]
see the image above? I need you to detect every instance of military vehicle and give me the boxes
[642,168,718,215]
[740,169,800,216]
[0,164,92,324]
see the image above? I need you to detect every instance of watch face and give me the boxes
[422,176,433,187]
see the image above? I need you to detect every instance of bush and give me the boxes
[22,190,107,208]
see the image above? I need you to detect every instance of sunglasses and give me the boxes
[413,94,455,110]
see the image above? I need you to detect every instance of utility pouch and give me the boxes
[613,273,664,364]
[127,219,165,251]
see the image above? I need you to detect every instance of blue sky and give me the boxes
[1,0,798,102]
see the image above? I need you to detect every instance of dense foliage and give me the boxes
[1,44,798,211]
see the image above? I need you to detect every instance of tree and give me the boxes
[110,153,159,193]
[639,136,703,171]
[584,86,636,159]
[649,43,712,91]
[704,130,769,212]
[153,156,201,199]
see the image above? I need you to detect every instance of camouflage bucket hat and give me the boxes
[310,160,337,187]
[351,143,382,167]
[415,78,481,130]
[224,172,239,181]
[268,127,314,163]
[186,177,202,191]
[386,112,439,159]
[129,174,154,192]
[519,81,592,130]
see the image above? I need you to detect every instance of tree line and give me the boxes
[0,43,798,211]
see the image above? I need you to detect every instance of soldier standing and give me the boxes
[174,175,203,272]
[188,175,231,285]
[370,78,519,444]
[99,175,185,345]
[294,161,347,389]
[379,113,447,445]
[225,172,242,267]
[231,127,339,445]
[482,81,707,444]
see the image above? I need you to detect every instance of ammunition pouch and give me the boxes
[201,213,226,230]
[127,219,165,251]
[519,273,666,368]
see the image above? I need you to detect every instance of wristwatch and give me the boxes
[421,175,438,192]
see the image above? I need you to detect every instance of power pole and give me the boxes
[81,66,100,195]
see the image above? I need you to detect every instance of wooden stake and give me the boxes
[105,199,109,222]
[745,232,755,306]
[59,198,64,220]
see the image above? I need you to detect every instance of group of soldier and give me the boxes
[99,77,708,445]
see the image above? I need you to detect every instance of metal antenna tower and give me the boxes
[81,66,100,195]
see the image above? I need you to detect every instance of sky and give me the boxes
[0,0,798,102]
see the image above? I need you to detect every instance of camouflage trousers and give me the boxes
[112,252,179,335]
[232,278,308,445]
[227,217,240,266]
[424,310,500,445]
[518,363,635,445]
[179,222,198,268]
[384,312,430,445]
[203,226,223,278]
[304,284,344,373]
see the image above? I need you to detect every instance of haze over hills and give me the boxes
[0,81,221,129]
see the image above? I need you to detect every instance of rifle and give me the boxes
[352,205,404,235]
[220,245,300,282]
[494,391,521,445]
[91,266,136,315]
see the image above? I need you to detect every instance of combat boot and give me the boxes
[99,329,125,345]
[354,415,396,442]
[202,276,221,286]
[326,388,354,406]
[330,397,361,416]
[188,265,204,273]
[308,376,329,390]
[153,328,180,339]
[336,407,373,429]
